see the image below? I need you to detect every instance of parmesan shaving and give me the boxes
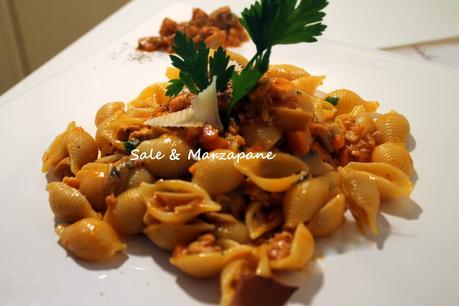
[144,77,223,130]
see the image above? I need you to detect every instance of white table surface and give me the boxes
[2,0,459,103]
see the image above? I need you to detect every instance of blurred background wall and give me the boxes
[0,0,129,94]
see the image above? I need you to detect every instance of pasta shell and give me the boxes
[241,120,282,151]
[291,75,325,95]
[372,142,414,176]
[94,102,125,126]
[264,64,310,80]
[56,218,126,261]
[324,170,342,190]
[66,127,99,174]
[326,89,379,116]
[220,248,272,306]
[283,177,330,229]
[234,153,309,192]
[339,167,380,234]
[144,221,215,251]
[76,163,114,211]
[375,111,410,145]
[129,82,168,109]
[42,122,76,173]
[301,152,334,176]
[190,150,244,197]
[215,222,251,244]
[47,182,99,222]
[141,180,220,224]
[126,167,156,189]
[271,106,313,131]
[170,236,252,278]
[245,201,283,240]
[135,134,194,179]
[220,258,253,306]
[307,193,346,237]
[345,162,413,200]
[268,223,314,271]
[95,110,145,155]
[46,157,73,182]
[104,187,146,235]
[312,96,337,122]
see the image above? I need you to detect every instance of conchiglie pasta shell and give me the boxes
[136,134,194,179]
[339,168,380,234]
[66,127,99,174]
[245,201,283,240]
[345,162,413,200]
[283,177,330,229]
[144,221,215,251]
[95,102,125,126]
[104,187,146,235]
[95,110,145,155]
[76,162,114,211]
[141,180,220,224]
[271,106,313,131]
[190,150,244,197]
[372,142,413,176]
[269,223,314,271]
[129,82,168,109]
[264,64,310,80]
[375,111,410,145]
[326,89,379,116]
[126,167,156,189]
[220,258,252,306]
[241,120,282,151]
[307,193,346,237]
[312,96,337,122]
[291,75,325,95]
[324,170,342,190]
[215,222,251,244]
[234,153,309,192]
[301,152,334,176]
[56,218,126,261]
[42,122,76,172]
[47,182,99,222]
[170,244,253,278]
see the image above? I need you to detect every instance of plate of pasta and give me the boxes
[1,1,459,306]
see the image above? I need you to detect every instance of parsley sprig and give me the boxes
[166,32,235,96]
[166,0,328,124]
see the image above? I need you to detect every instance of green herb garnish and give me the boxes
[325,96,339,106]
[124,139,140,153]
[166,32,235,96]
[166,0,328,125]
[226,0,328,119]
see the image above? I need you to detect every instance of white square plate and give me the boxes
[1,3,459,306]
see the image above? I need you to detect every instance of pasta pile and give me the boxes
[42,55,415,305]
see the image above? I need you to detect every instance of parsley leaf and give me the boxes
[210,47,236,91]
[325,96,339,106]
[166,32,236,96]
[124,139,140,153]
[226,48,271,119]
[168,32,210,96]
[240,0,328,52]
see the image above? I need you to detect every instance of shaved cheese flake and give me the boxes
[144,77,223,130]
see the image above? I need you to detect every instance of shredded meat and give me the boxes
[138,7,248,52]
